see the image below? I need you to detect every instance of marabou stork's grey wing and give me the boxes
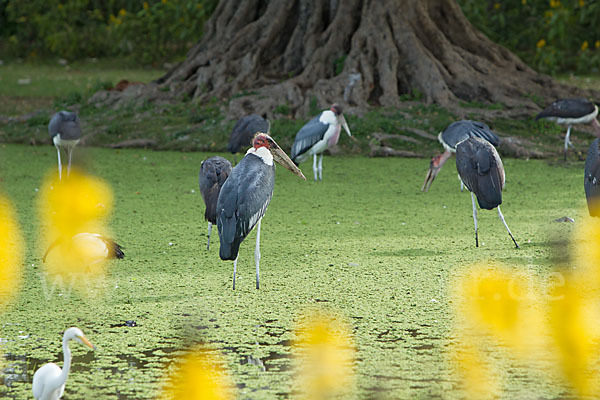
[227,115,269,153]
[585,138,600,216]
[536,98,595,120]
[456,138,503,210]
[467,120,500,147]
[200,157,232,223]
[48,111,81,140]
[291,114,327,161]
[441,120,499,149]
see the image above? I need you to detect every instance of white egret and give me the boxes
[32,327,95,400]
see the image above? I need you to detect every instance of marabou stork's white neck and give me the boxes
[246,145,273,166]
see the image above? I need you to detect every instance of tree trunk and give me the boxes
[90,0,598,118]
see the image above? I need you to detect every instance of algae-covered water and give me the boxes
[0,144,586,399]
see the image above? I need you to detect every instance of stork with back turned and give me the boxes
[291,104,351,181]
[535,98,600,160]
[585,138,600,217]
[422,120,500,192]
[227,114,270,164]
[198,156,232,250]
[455,137,519,248]
[217,133,306,290]
[48,111,82,180]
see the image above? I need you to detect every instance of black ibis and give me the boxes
[455,137,519,248]
[422,120,500,192]
[291,104,351,181]
[198,156,232,250]
[48,111,82,180]
[217,133,305,289]
[585,138,600,217]
[227,114,270,163]
[42,233,125,264]
[535,98,600,160]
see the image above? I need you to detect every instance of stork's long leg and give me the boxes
[318,153,323,181]
[233,256,238,290]
[564,125,572,160]
[497,206,520,249]
[255,218,262,290]
[312,154,318,181]
[67,146,73,176]
[55,145,63,181]
[206,222,212,250]
[471,192,479,247]
[459,174,464,192]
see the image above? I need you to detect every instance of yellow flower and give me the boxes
[494,3,500,9]
[143,2,149,10]
[581,40,589,51]
[294,310,355,400]
[451,342,500,399]
[579,0,585,6]
[537,38,546,48]
[0,195,23,310]
[595,40,600,48]
[522,0,527,4]
[38,169,114,279]
[545,10,553,18]
[159,346,232,400]
[162,0,167,3]
[550,0,561,8]
[118,8,126,16]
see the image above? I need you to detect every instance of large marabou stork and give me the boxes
[217,133,305,290]
[291,104,351,181]
[227,114,270,163]
[422,120,500,192]
[536,98,600,160]
[456,137,519,248]
[48,111,82,180]
[199,156,232,250]
[584,138,600,217]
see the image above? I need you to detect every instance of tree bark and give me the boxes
[90,0,598,118]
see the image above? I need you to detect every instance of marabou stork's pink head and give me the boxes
[330,103,352,137]
[421,152,452,192]
[252,133,306,180]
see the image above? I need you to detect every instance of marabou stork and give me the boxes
[455,137,519,248]
[422,120,500,192]
[42,233,124,264]
[199,156,232,250]
[217,133,305,290]
[584,138,600,217]
[535,98,600,160]
[290,104,351,181]
[227,114,270,163]
[48,111,82,180]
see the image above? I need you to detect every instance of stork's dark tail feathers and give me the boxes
[112,241,125,259]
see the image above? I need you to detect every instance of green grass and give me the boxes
[0,143,591,399]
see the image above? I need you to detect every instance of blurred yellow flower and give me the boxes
[581,40,589,51]
[537,38,546,48]
[143,2,149,10]
[0,195,23,310]
[451,342,499,399]
[160,347,232,400]
[550,0,561,8]
[522,0,527,4]
[596,40,600,48]
[294,310,355,400]
[580,0,585,6]
[545,10,553,18]
[494,3,500,9]
[38,169,114,279]
[162,0,167,3]
[118,8,126,16]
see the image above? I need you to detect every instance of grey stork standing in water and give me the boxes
[422,120,500,192]
[291,104,351,181]
[227,114,270,164]
[584,138,600,217]
[535,98,600,160]
[199,156,232,250]
[455,137,519,248]
[48,111,82,180]
[217,133,305,289]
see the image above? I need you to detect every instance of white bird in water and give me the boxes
[48,111,82,180]
[32,327,95,400]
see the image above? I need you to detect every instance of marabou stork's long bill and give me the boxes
[585,138,600,217]
[536,98,600,160]
[199,156,232,250]
[227,114,270,163]
[217,133,306,290]
[455,137,519,248]
[422,120,500,192]
[48,111,82,180]
[291,104,351,181]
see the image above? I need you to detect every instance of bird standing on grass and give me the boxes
[48,111,82,180]
[535,98,600,160]
[227,114,270,163]
[199,156,232,250]
[32,327,95,400]
[455,137,519,248]
[584,138,600,217]
[217,133,305,290]
[291,104,351,181]
[422,120,500,192]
